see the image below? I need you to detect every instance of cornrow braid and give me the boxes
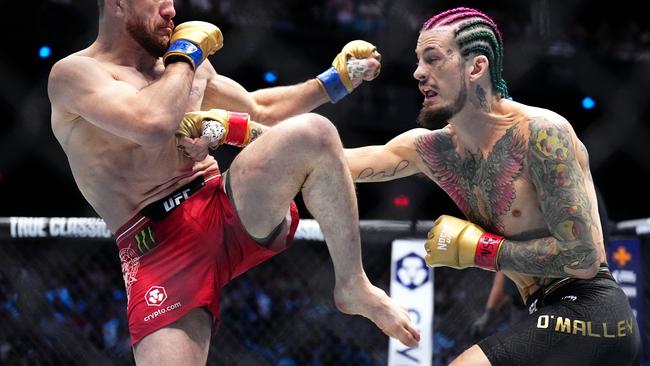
[422,7,510,99]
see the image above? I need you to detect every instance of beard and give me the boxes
[416,77,468,129]
[126,15,171,58]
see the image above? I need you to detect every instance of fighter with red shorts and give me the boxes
[48,1,419,362]
[115,170,298,345]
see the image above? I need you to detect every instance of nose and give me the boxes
[413,63,426,82]
[160,0,176,19]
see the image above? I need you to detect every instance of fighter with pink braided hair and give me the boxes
[179,6,641,364]
[341,6,641,365]
[422,7,510,100]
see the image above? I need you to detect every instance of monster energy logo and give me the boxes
[134,226,156,254]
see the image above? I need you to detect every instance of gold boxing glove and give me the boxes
[423,215,503,271]
[163,21,224,69]
[316,40,381,103]
[176,109,251,149]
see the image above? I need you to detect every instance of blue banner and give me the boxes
[608,239,644,356]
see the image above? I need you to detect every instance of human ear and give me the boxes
[469,55,489,82]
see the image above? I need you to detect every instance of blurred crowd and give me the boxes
[0,240,496,365]
[0,0,648,364]
[176,0,650,63]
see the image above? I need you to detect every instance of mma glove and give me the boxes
[423,215,503,271]
[176,109,251,149]
[164,21,223,70]
[317,40,381,103]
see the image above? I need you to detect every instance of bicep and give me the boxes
[527,121,596,242]
[202,72,259,115]
[345,132,421,182]
[49,58,152,141]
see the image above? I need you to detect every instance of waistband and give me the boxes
[115,170,221,242]
[525,263,613,312]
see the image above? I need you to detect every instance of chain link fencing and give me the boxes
[0,233,496,365]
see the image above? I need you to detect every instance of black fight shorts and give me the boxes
[478,271,641,366]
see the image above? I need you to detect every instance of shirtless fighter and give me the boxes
[47,0,419,364]
[182,6,643,366]
[343,8,641,365]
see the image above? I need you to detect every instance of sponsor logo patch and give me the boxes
[145,286,168,307]
[395,253,430,290]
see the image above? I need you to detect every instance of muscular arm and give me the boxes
[175,112,269,160]
[48,56,194,146]
[344,129,425,182]
[201,62,329,126]
[497,118,600,279]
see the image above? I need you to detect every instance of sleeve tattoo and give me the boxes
[497,119,599,277]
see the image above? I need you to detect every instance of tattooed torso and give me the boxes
[414,112,605,301]
[415,123,543,235]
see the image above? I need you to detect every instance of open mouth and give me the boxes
[422,89,439,100]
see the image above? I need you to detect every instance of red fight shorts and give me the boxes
[114,170,299,345]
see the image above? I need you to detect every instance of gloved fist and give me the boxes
[317,40,381,103]
[423,215,503,271]
[176,109,251,150]
[164,21,224,69]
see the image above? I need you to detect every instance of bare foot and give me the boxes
[333,275,421,348]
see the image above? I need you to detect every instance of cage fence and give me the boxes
[0,225,496,365]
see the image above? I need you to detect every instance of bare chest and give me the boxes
[416,126,545,234]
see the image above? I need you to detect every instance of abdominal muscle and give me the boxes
[60,118,219,233]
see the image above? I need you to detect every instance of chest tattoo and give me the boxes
[415,125,527,232]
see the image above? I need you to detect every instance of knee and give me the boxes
[288,113,342,154]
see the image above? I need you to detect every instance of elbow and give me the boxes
[573,260,599,279]
[250,105,281,126]
[571,247,600,279]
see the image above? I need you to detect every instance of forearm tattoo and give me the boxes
[498,118,598,277]
[249,127,263,143]
[415,125,526,233]
[356,160,410,181]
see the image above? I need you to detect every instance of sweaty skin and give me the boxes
[48,51,378,234]
[415,104,604,300]
[347,101,605,302]
[49,52,219,232]
[47,1,419,352]
[48,36,330,233]
[181,27,606,303]
[343,27,605,302]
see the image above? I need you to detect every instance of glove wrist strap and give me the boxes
[317,66,348,103]
[164,39,204,69]
[474,233,503,271]
[225,112,250,147]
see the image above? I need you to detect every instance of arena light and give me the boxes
[263,71,277,84]
[581,96,595,110]
[38,46,52,59]
[393,194,410,208]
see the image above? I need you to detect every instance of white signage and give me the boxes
[10,217,112,238]
[388,239,433,366]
